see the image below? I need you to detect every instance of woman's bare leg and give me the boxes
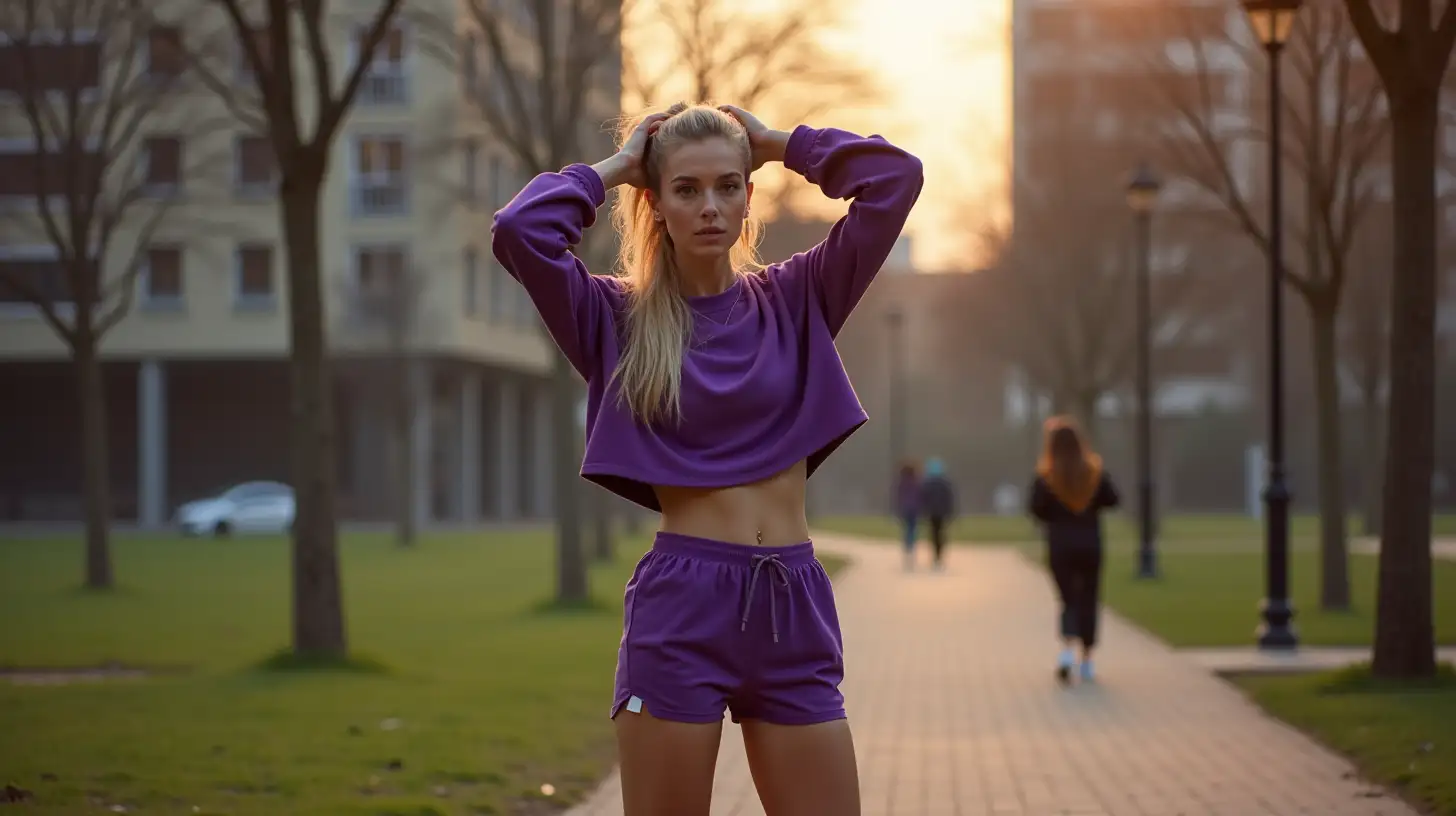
[616,706,723,816]
[740,719,860,816]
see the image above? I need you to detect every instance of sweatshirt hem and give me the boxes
[581,415,868,512]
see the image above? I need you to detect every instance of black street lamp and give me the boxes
[886,304,907,472]
[1242,0,1302,650]
[1127,162,1162,580]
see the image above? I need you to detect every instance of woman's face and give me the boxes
[652,136,753,263]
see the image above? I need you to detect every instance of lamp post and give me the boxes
[1126,162,1162,580]
[886,305,906,473]
[1242,0,1302,650]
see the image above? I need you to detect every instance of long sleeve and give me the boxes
[1029,478,1055,523]
[491,164,625,379]
[1096,474,1121,510]
[778,125,924,337]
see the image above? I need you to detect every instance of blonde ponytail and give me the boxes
[608,103,765,424]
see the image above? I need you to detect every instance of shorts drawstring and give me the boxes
[741,553,793,642]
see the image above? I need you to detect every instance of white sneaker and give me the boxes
[1056,649,1074,684]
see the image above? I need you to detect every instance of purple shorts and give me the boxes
[611,532,846,725]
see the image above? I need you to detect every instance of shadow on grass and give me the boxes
[1318,661,1456,694]
[527,596,617,617]
[253,648,392,675]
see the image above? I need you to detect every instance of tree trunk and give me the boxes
[281,178,348,657]
[1372,84,1438,680]
[1310,306,1350,610]
[392,363,416,548]
[551,355,588,602]
[75,339,113,590]
[591,483,614,562]
[1361,390,1383,536]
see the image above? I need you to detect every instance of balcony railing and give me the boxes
[357,69,409,105]
[352,181,408,216]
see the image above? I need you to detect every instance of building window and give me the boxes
[146,25,185,80]
[463,246,479,317]
[0,141,101,201]
[355,243,407,295]
[351,244,415,330]
[0,36,101,94]
[142,136,183,196]
[356,25,409,105]
[234,243,275,308]
[141,245,184,307]
[351,135,408,216]
[234,134,274,197]
[0,246,96,312]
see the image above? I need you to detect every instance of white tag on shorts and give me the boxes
[626,695,644,714]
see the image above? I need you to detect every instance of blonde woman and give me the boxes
[1029,417,1122,684]
[492,102,922,814]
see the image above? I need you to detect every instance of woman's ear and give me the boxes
[745,180,754,217]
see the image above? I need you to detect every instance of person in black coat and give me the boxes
[1029,417,1120,683]
[918,457,956,571]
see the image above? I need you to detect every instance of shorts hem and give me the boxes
[610,692,725,724]
[733,708,847,726]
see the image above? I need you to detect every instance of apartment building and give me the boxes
[0,2,623,525]
[1010,0,1261,422]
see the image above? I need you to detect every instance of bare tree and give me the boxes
[623,0,874,119]
[970,130,1211,437]
[336,249,428,548]
[1342,0,1454,679]
[1340,206,1391,538]
[622,0,877,211]
[1132,3,1387,611]
[161,0,407,657]
[416,0,624,603]
[0,0,229,589]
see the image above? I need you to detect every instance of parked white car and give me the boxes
[175,481,296,537]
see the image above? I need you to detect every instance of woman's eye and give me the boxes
[676,186,695,196]
[721,183,739,192]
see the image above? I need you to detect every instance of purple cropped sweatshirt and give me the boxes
[490,124,924,511]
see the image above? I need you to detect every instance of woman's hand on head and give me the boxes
[619,112,672,187]
[717,105,790,171]
[594,112,670,190]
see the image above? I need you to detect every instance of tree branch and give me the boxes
[1342,0,1395,67]
[314,0,404,143]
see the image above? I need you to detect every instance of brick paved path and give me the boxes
[567,535,1417,816]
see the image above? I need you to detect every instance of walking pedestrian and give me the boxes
[918,457,956,571]
[1028,417,1120,684]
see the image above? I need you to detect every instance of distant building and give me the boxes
[0,2,621,524]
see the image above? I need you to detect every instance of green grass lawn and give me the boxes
[1235,666,1456,816]
[0,532,853,815]
[1089,547,1456,647]
[813,512,1456,546]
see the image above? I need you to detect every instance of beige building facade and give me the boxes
[0,2,621,525]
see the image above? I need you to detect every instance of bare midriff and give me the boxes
[654,461,811,547]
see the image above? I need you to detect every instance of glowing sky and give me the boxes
[819,0,1011,271]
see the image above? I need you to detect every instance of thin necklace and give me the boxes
[691,283,744,350]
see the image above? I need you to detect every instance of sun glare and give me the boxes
[826,0,1011,270]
